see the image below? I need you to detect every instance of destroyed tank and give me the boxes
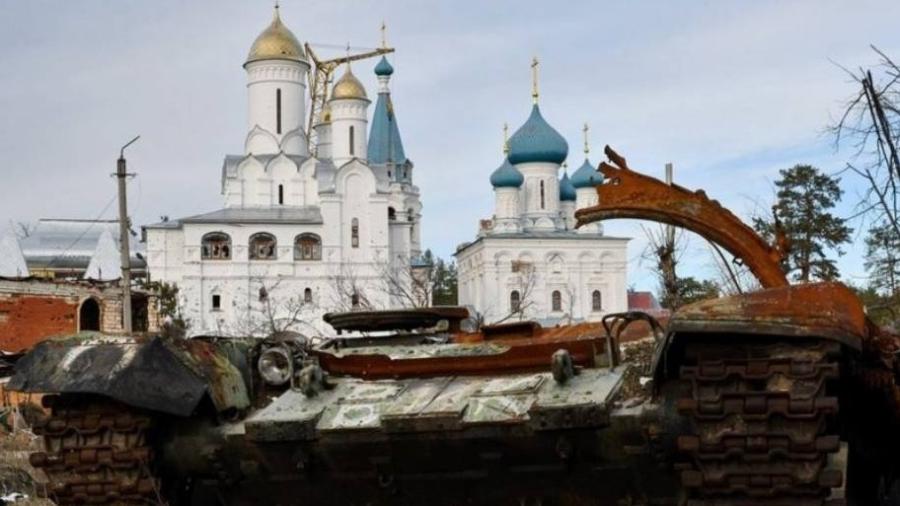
[9,147,900,506]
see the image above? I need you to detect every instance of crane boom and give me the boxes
[305,43,395,152]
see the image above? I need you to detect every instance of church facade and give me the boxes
[144,7,422,336]
[455,77,628,325]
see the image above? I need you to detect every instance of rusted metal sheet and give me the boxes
[312,335,605,379]
[245,369,623,442]
[7,336,250,416]
[669,282,867,349]
[323,307,470,333]
[574,146,789,290]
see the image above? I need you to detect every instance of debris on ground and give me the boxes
[617,337,656,406]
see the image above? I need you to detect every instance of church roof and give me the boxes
[507,105,568,165]
[570,158,603,189]
[332,66,368,100]
[374,56,394,76]
[245,6,306,66]
[368,86,407,165]
[490,158,524,188]
[559,172,576,201]
[150,207,324,228]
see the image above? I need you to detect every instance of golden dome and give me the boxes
[245,6,306,66]
[331,66,368,100]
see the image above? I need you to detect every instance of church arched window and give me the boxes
[278,184,284,205]
[540,180,546,209]
[388,207,396,221]
[201,232,231,260]
[510,290,521,313]
[304,287,313,304]
[551,290,562,312]
[351,291,360,308]
[351,218,359,248]
[294,233,321,261]
[349,126,355,155]
[249,233,276,260]
[276,88,282,134]
[592,290,602,311]
[407,208,414,222]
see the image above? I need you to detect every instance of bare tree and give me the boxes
[9,221,35,240]
[226,276,319,338]
[492,261,538,324]
[326,262,379,312]
[831,46,900,240]
[641,224,687,309]
[377,254,433,308]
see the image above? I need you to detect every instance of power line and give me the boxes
[45,194,118,269]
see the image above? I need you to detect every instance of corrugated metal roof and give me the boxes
[19,219,145,272]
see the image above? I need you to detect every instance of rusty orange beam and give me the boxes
[574,146,789,289]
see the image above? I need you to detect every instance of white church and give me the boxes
[144,7,423,336]
[455,68,629,324]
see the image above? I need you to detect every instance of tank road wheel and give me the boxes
[668,338,846,505]
[29,395,164,505]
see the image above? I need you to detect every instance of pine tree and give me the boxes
[865,222,900,297]
[753,165,852,282]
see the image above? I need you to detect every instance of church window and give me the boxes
[351,292,360,308]
[551,290,562,312]
[351,218,359,248]
[388,207,396,221]
[304,287,313,304]
[349,126,355,155]
[201,232,231,260]
[294,233,322,261]
[510,290,521,313]
[249,233,277,260]
[592,290,602,311]
[211,294,221,311]
[540,181,545,209]
[407,208,414,222]
[276,88,282,134]
[278,184,284,205]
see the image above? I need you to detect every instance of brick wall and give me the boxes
[0,294,78,351]
[0,280,161,351]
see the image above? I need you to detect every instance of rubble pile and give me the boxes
[618,338,656,403]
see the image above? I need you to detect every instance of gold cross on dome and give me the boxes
[531,56,540,104]
[381,21,387,49]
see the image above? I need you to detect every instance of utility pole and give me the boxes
[665,163,674,245]
[117,136,140,334]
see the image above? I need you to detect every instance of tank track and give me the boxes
[29,396,162,505]
[673,339,846,505]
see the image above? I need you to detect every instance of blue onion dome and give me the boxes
[570,158,603,189]
[507,105,569,165]
[374,56,394,76]
[490,158,524,188]
[559,172,576,201]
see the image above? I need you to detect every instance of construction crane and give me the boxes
[305,37,394,152]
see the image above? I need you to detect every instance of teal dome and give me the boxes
[559,172,576,201]
[507,105,568,165]
[570,158,603,189]
[490,158,524,188]
[374,56,394,76]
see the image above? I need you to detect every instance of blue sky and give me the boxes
[2,0,898,292]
